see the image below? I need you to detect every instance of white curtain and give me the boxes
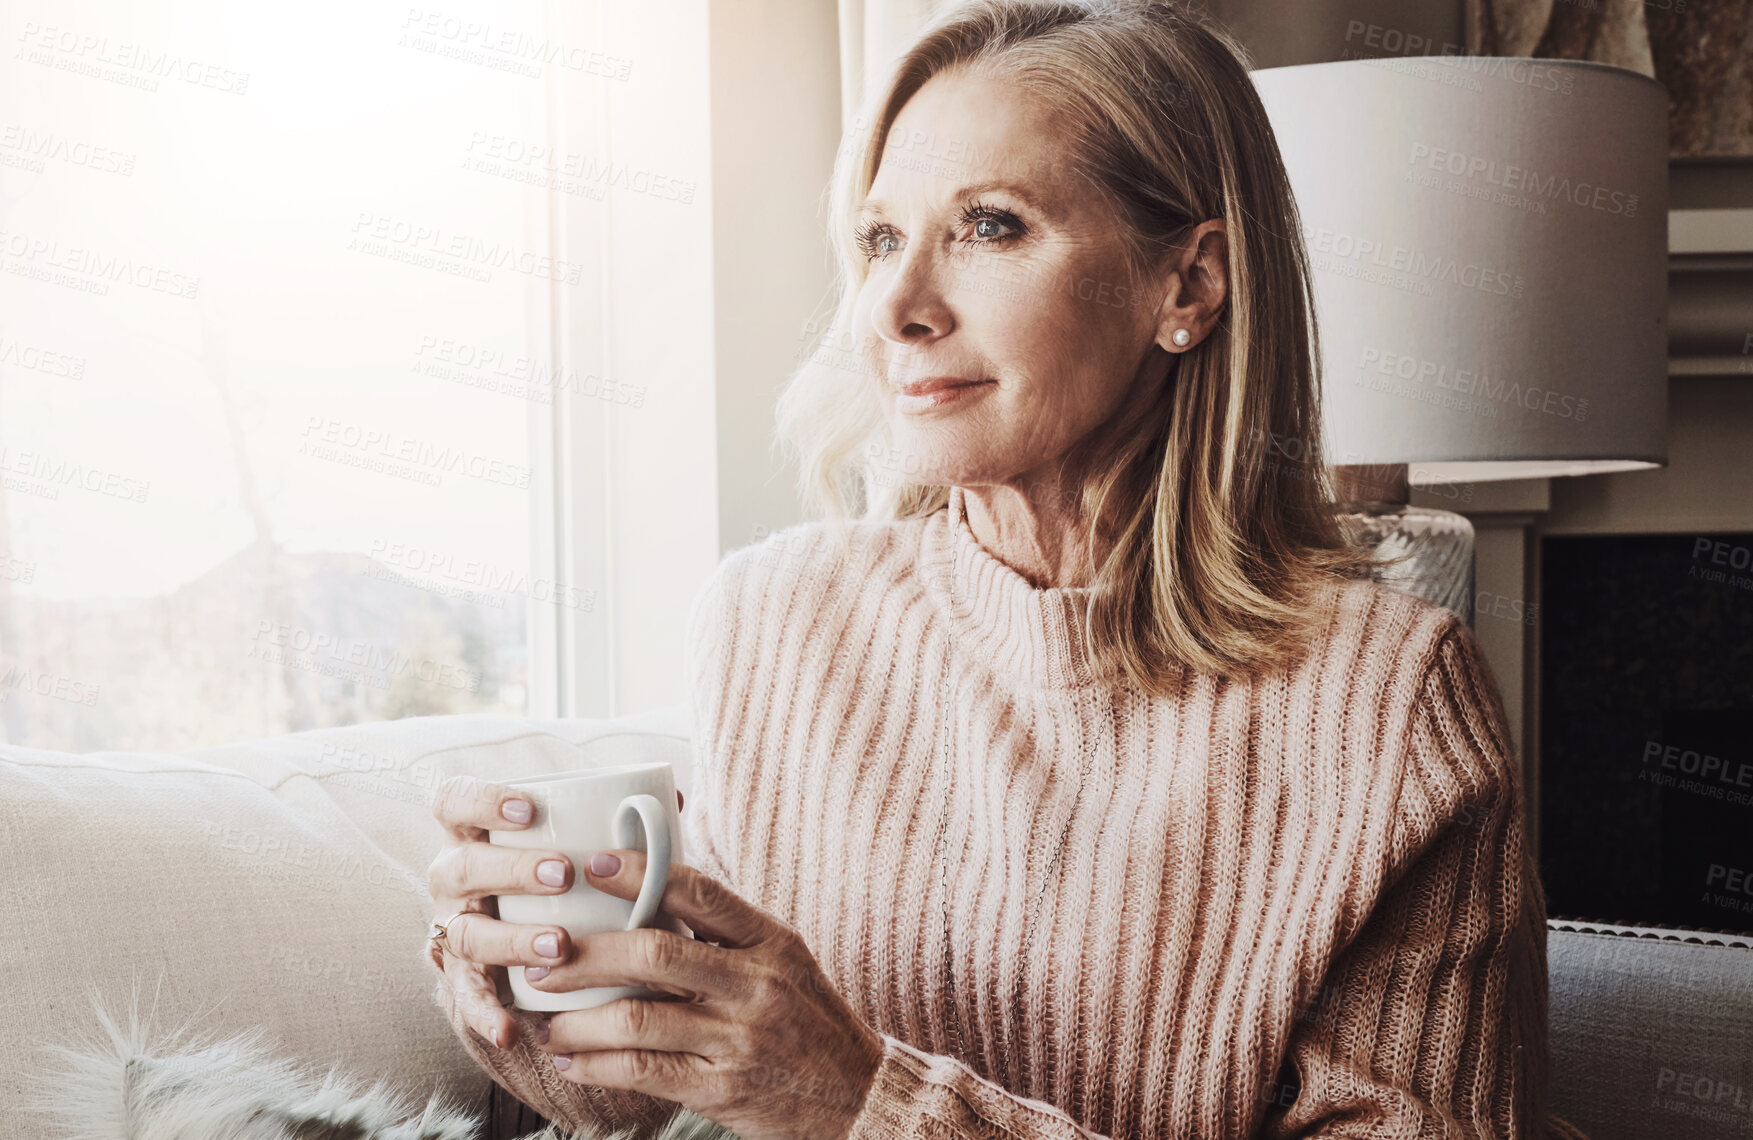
[836,0,950,132]
[1473,0,1655,76]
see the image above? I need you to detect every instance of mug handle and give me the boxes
[611,793,671,930]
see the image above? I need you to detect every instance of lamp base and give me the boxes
[1337,500,1476,625]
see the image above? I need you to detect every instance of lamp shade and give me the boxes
[1251,58,1670,483]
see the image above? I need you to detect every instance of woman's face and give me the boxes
[851,67,1178,493]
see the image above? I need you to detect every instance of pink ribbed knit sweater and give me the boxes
[435,486,1588,1139]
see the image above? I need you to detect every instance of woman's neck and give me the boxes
[955,347,1173,591]
[958,479,1100,590]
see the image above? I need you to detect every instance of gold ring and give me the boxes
[429,909,474,960]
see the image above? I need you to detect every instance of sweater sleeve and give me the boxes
[846,1033,1109,1139]
[426,935,686,1136]
[1260,619,1552,1140]
[677,556,737,886]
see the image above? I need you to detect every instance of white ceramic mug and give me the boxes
[488,734,691,1012]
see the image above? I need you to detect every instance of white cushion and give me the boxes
[1547,919,1753,1140]
[0,704,693,1121]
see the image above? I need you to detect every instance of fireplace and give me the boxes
[1538,532,1753,932]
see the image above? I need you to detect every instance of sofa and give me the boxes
[2,710,1749,1140]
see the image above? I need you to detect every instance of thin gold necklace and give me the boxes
[936,502,1095,1074]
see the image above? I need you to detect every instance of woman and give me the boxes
[425,2,1587,1137]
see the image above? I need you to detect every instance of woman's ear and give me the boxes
[1154,219,1229,353]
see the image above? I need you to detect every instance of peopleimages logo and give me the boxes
[317,741,437,783]
[411,335,646,408]
[0,124,136,175]
[0,663,98,706]
[398,8,631,81]
[368,538,594,610]
[200,819,423,897]
[1652,1068,1752,1125]
[1359,347,1590,420]
[298,417,531,489]
[0,332,85,379]
[247,621,482,693]
[1407,144,1639,217]
[1688,536,1753,594]
[462,133,695,204]
[1311,227,1524,298]
[348,213,584,286]
[0,227,200,299]
[1641,737,1753,793]
[13,21,251,95]
[0,444,150,501]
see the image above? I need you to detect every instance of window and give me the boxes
[0,1,559,749]
[2,1,772,748]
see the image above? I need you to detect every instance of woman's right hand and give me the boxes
[429,774,588,1052]
[425,775,684,1052]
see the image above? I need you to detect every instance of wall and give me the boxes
[708,0,844,555]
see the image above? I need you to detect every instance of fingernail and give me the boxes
[534,932,560,958]
[553,1055,571,1071]
[590,852,621,876]
[526,966,550,981]
[537,860,566,886]
[502,799,532,823]
[535,1019,550,1045]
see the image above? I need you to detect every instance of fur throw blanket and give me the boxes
[23,995,742,1140]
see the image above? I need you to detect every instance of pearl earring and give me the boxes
[1171,328,1191,347]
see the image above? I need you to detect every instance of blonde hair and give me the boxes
[773,0,1391,692]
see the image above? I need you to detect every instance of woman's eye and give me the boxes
[854,220,899,261]
[855,203,1023,262]
[958,203,1023,246]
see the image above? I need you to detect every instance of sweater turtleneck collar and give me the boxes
[920,485,1108,691]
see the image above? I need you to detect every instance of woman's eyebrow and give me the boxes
[860,178,1059,221]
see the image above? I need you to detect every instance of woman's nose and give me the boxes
[869,249,953,346]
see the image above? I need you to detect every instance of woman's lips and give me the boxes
[892,380,995,414]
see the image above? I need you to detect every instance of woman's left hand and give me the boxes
[525,849,885,1140]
